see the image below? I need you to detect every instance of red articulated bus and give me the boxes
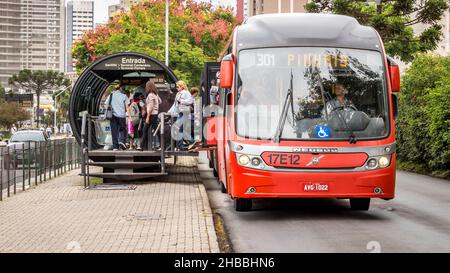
[203,13,400,211]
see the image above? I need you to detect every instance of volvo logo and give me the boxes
[306,155,325,166]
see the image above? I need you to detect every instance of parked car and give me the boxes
[0,134,7,148]
[3,130,49,169]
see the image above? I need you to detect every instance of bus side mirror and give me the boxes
[220,54,234,89]
[387,56,400,93]
[389,65,400,93]
[392,94,398,119]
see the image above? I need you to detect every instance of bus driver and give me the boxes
[322,83,355,118]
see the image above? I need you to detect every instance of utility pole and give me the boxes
[376,0,382,14]
[165,0,169,67]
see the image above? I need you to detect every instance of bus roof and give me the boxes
[236,13,382,52]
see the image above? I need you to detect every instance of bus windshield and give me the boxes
[236,47,389,141]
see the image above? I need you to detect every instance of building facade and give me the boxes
[108,0,142,19]
[0,0,65,87]
[248,0,308,16]
[237,0,244,21]
[66,0,94,72]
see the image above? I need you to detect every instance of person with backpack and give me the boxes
[138,80,161,151]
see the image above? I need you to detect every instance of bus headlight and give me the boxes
[366,158,378,169]
[378,156,390,168]
[236,154,266,169]
[251,157,261,166]
[238,155,250,165]
[366,155,391,170]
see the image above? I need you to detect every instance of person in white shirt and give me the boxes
[105,83,129,150]
[10,124,17,135]
[169,80,194,150]
[209,79,219,105]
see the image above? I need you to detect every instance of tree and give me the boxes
[396,54,450,173]
[41,111,54,128]
[8,70,71,128]
[72,0,237,86]
[57,90,71,123]
[0,101,31,130]
[0,83,5,102]
[305,0,449,62]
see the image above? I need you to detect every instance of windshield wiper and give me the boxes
[314,68,357,144]
[273,71,296,143]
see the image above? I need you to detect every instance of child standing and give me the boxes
[127,93,144,149]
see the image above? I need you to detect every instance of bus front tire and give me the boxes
[350,198,370,211]
[235,198,252,211]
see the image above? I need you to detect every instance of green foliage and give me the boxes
[57,90,71,123]
[41,111,54,128]
[8,69,71,128]
[72,0,237,87]
[396,54,450,173]
[0,101,31,129]
[306,0,448,62]
[397,159,450,179]
[0,83,5,102]
[424,77,450,169]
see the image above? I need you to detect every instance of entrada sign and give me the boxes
[93,56,163,71]
[121,57,146,64]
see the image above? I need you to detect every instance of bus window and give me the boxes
[236,47,389,141]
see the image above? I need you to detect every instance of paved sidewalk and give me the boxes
[0,157,219,253]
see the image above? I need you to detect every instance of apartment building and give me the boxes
[108,0,142,19]
[248,0,309,15]
[0,0,65,87]
[66,0,94,72]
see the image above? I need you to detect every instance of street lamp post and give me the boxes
[165,0,169,66]
[53,86,71,134]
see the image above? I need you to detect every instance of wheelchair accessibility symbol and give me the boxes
[315,126,330,139]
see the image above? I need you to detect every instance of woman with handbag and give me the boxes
[168,80,194,151]
[138,80,161,151]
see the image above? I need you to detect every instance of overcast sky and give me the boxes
[65,0,236,25]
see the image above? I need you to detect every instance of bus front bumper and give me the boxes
[230,157,396,199]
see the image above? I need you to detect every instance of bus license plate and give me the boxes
[303,183,329,192]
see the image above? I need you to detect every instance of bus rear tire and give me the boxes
[235,198,252,211]
[350,198,370,211]
[209,159,214,169]
[213,168,218,177]
[220,182,227,193]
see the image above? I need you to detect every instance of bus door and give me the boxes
[201,62,221,147]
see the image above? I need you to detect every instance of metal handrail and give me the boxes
[0,138,80,201]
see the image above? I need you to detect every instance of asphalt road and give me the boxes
[198,152,450,253]
[1,163,37,191]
